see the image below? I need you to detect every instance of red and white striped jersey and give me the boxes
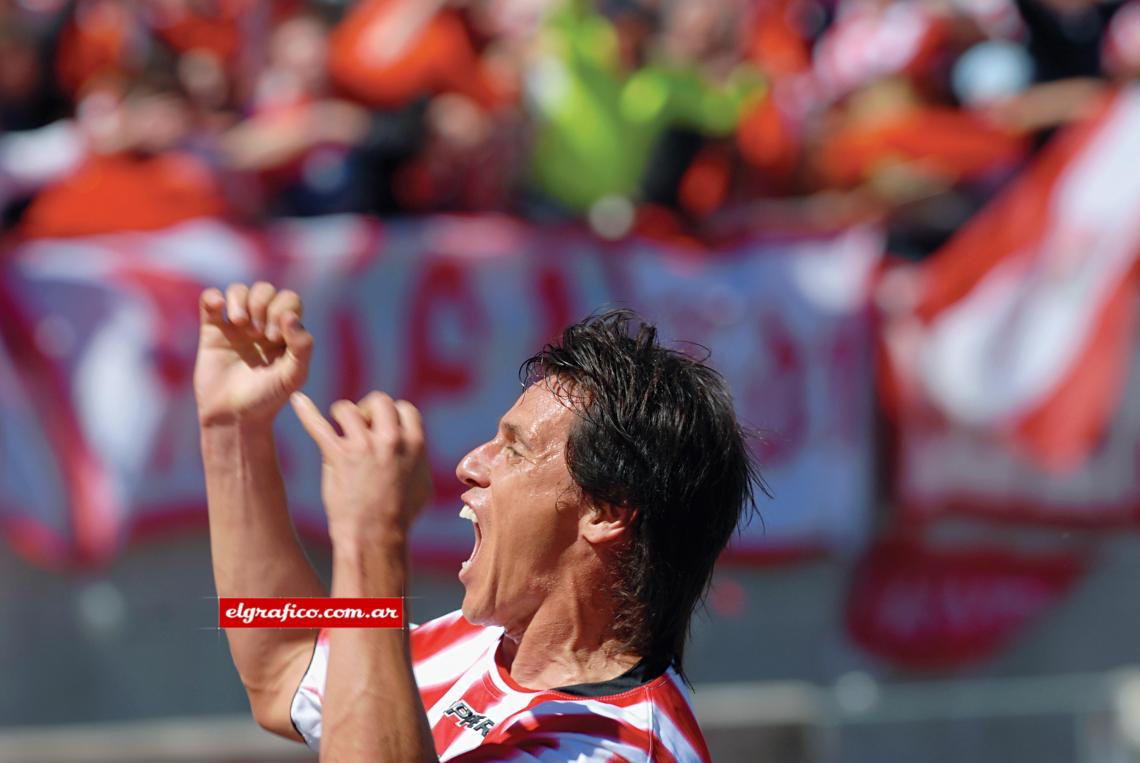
[290,609,712,762]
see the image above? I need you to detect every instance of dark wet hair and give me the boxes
[520,309,764,683]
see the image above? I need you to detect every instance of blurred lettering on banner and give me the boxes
[845,538,1084,670]
[0,216,880,568]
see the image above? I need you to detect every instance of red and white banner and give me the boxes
[879,86,1140,527]
[0,216,880,568]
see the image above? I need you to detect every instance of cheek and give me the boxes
[489,473,579,565]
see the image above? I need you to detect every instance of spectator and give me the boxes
[21,68,227,237]
[0,0,1131,245]
[526,0,762,226]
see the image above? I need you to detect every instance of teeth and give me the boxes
[459,505,477,523]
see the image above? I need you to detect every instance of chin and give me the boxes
[460,593,489,626]
[463,592,511,631]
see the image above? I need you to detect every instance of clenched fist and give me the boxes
[194,282,313,427]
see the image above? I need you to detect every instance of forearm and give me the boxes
[202,421,325,710]
[321,535,437,763]
[220,118,311,171]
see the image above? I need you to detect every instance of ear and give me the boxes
[581,502,637,545]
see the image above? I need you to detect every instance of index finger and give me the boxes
[290,392,338,453]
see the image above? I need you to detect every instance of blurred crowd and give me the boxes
[0,0,1137,252]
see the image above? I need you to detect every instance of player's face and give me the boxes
[455,380,586,635]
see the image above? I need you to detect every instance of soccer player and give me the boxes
[196,282,760,762]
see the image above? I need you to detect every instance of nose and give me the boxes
[456,441,492,489]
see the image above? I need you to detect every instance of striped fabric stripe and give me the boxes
[291,610,711,762]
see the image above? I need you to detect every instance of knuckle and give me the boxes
[270,291,301,314]
[343,437,369,455]
[269,298,303,325]
[360,391,387,407]
[374,428,401,450]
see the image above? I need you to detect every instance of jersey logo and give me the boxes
[444,699,496,737]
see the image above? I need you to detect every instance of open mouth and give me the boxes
[459,504,482,570]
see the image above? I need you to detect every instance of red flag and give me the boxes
[881,88,1140,474]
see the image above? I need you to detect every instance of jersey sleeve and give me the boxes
[289,629,330,750]
[288,624,422,750]
[289,613,461,751]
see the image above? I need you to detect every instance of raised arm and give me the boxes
[195,282,325,741]
[291,391,437,762]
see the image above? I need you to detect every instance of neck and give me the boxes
[500,568,640,691]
